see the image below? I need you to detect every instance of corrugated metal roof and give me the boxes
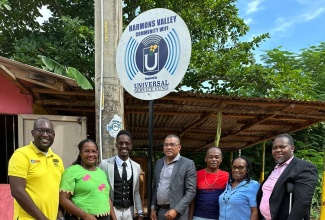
[125,92,325,151]
[2,56,325,152]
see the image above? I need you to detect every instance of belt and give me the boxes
[65,213,110,220]
[158,204,170,209]
[115,205,131,209]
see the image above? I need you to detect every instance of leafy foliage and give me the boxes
[40,55,66,75]
[227,44,325,101]
[40,56,93,89]
[0,0,43,57]
[298,42,325,101]
[0,0,10,10]
[0,0,268,91]
[2,0,324,99]
[0,1,95,82]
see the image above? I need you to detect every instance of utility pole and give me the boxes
[95,0,124,159]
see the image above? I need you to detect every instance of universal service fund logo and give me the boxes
[126,26,179,93]
[135,35,168,76]
[116,8,191,100]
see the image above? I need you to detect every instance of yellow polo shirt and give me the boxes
[8,141,64,220]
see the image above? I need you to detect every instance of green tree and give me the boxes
[258,48,317,100]
[0,0,10,10]
[298,42,325,101]
[0,1,94,80]
[222,44,325,101]
[226,43,325,218]
[0,0,268,89]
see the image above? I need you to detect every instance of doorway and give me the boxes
[0,115,18,184]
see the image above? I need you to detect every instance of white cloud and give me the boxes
[264,0,325,37]
[269,6,325,36]
[246,0,264,15]
[302,8,325,21]
[245,18,253,25]
[296,0,325,5]
[36,5,52,24]
[296,0,310,4]
[270,18,294,35]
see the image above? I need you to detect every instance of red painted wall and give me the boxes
[0,184,14,219]
[0,73,33,114]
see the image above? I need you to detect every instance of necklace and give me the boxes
[222,188,238,204]
[204,169,219,187]
[222,181,246,204]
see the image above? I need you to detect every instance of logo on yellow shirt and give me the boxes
[53,158,59,167]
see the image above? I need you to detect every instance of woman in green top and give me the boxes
[59,139,116,220]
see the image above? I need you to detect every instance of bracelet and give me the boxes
[57,217,65,220]
[138,213,145,217]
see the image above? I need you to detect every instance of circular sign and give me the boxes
[116,8,191,100]
[106,114,122,138]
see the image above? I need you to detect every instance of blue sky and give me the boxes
[38,1,325,61]
[236,0,325,62]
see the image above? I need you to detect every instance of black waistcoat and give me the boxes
[113,161,134,209]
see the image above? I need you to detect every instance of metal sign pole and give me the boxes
[116,8,192,218]
[147,100,154,217]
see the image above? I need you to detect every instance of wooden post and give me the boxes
[230,151,233,167]
[320,149,325,219]
[95,0,124,159]
[260,141,265,183]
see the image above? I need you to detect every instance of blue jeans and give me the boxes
[193,216,218,220]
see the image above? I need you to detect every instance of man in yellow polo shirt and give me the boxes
[8,117,64,220]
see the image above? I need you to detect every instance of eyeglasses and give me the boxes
[34,128,55,135]
[231,166,246,171]
[82,150,98,154]
[163,143,180,147]
[116,142,132,147]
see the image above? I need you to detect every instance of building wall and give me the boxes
[0,184,13,219]
[0,74,33,114]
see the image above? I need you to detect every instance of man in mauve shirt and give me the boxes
[256,133,318,220]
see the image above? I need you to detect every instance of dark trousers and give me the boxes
[65,214,110,220]
[157,207,171,220]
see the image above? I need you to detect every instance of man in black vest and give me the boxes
[100,130,144,220]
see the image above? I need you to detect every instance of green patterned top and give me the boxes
[60,165,110,216]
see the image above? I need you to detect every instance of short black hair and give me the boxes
[274,133,294,145]
[33,117,52,128]
[116,130,132,140]
[206,147,222,157]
